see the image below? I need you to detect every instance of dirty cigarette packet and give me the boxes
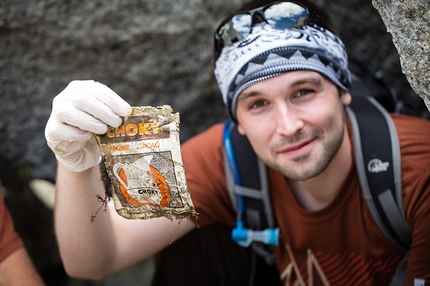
[96,105,198,220]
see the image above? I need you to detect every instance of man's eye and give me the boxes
[250,100,267,109]
[296,89,314,97]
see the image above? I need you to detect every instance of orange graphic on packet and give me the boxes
[118,165,171,207]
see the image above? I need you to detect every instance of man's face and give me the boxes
[235,71,351,181]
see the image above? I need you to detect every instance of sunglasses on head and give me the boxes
[214,1,326,60]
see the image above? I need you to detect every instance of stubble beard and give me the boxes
[264,116,346,181]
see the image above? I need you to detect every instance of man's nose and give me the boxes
[275,104,304,136]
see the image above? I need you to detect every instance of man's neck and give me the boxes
[287,126,353,211]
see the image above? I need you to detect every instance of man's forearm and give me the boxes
[54,163,117,279]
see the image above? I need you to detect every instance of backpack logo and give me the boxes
[367,158,389,173]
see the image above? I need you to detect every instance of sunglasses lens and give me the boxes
[218,14,252,47]
[215,2,311,59]
[264,2,309,29]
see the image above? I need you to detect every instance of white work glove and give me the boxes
[45,80,132,172]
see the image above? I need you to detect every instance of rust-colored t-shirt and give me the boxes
[182,113,430,286]
[0,192,24,262]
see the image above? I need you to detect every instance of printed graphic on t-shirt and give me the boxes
[280,244,402,285]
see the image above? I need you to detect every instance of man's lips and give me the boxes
[277,138,315,156]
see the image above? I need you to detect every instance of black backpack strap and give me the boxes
[223,120,278,265]
[389,252,409,286]
[348,96,411,251]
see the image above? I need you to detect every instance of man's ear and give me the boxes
[341,90,352,106]
[237,123,246,135]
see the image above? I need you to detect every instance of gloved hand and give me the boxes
[45,80,132,172]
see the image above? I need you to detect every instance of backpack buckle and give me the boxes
[232,221,279,247]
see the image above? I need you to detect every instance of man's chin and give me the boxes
[270,160,324,181]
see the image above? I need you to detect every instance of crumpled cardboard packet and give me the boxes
[96,105,198,220]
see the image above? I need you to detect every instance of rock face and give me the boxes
[372,0,430,110]
[0,0,428,285]
[1,0,428,182]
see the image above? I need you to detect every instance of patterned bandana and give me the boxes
[214,23,351,121]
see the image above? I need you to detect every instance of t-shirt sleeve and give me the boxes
[0,192,24,262]
[181,123,236,227]
[394,114,430,284]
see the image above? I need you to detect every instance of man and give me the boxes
[45,0,430,285]
[0,189,45,285]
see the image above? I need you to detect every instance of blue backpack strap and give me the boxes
[223,120,279,265]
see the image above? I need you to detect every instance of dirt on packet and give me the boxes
[96,105,198,221]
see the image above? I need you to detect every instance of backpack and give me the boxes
[223,58,412,285]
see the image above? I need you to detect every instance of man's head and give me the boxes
[234,70,351,181]
[213,0,353,181]
[213,0,351,121]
